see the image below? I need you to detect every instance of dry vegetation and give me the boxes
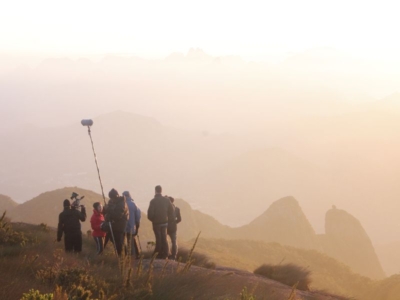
[182,238,400,300]
[254,263,311,291]
[0,213,352,300]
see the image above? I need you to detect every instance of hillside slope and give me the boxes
[320,206,385,279]
[0,194,18,213]
[9,187,384,281]
[7,187,104,233]
[1,221,350,300]
[185,238,369,298]
[234,196,320,249]
[173,197,383,280]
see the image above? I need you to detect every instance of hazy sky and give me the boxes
[1,0,400,62]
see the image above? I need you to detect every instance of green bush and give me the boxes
[0,211,28,246]
[240,286,256,300]
[20,289,53,300]
[55,267,107,299]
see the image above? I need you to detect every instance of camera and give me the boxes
[71,192,85,208]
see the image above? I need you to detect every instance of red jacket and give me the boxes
[90,210,106,237]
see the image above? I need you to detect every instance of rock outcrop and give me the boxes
[319,206,385,279]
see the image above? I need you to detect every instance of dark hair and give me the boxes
[168,196,174,203]
[108,188,119,199]
[93,202,101,209]
[155,185,162,193]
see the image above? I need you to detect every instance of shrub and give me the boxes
[38,223,49,232]
[0,211,28,246]
[254,263,311,291]
[20,289,53,300]
[240,286,256,300]
[55,267,107,298]
[176,248,216,269]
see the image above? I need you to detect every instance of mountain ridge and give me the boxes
[5,186,384,280]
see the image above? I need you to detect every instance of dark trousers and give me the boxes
[64,232,82,253]
[168,231,178,260]
[152,223,169,259]
[109,230,125,256]
[125,233,141,258]
[93,236,105,255]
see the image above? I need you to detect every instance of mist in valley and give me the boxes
[2,2,400,298]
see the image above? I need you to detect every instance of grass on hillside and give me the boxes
[1,215,311,300]
[254,263,311,291]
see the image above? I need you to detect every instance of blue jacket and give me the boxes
[125,194,141,234]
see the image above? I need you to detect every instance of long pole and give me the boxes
[87,126,107,206]
[85,124,118,256]
[108,223,118,255]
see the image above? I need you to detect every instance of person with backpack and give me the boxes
[166,196,181,260]
[123,191,142,258]
[90,202,106,255]
[147,185,174,259]
[104,188,128,256]
[57,199,86,253]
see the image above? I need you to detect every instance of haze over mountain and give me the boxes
[2,48,398,134]
[0,194,18,213]
[1,49,400,283]
[2,108,400,248]
[320,206,385,279]
[5,187,384,280]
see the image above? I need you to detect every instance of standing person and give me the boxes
[90,202,106,255]
[166,196,181,260]
[123,191,142,258]
[57,199,86,253]
[147,185,174,259]
[104,188,128,256]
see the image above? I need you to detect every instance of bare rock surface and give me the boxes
[138,259,349,300]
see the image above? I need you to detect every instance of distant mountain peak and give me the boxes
[0,194,18,213]
[268,195,298,207]
[186,48,213,61]
[323,206,385,279]
[240,196,318,249]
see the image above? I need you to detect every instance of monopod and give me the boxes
[81,119,118,255]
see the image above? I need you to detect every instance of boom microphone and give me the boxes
[81,119,93,126]
[81,119,106,205]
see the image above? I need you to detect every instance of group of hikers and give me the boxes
[56,185,181,260]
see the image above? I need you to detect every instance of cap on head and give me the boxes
[122,191,131,198]
[108,188,119,199]
[63,199,71,207]
[155,185,162,194]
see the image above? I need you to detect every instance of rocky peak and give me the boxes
[238,196,319,249]
[322,206,385,279]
